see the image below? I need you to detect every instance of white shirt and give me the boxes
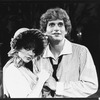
[36,38,98,97]
[3,59,39,98]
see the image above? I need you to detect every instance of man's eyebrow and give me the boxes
[58,22,63,24]
[49,22,55,24]
[49,22,55,25]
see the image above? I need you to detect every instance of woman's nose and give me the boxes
[28,51,35,57]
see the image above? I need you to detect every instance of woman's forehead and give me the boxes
[19,48,33,54]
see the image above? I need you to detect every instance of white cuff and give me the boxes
[55,82,64,95]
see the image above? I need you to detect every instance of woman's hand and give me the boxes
[45,76,57,91]
[28,69,50,98]
[37,69,50,83]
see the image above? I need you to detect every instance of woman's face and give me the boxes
[18,48,35,63]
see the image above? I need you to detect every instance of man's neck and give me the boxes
[49,39,65,59]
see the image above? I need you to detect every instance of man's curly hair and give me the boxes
[40,7,72,35]
[10,29,45,57]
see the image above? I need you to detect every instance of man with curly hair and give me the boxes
[36,7,98,98]
[3,28,50,98]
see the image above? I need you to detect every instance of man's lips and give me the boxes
[52,32,61,36]
[53,32,60,34]
[46,32,61,37]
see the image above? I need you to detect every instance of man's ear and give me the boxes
[65,31,68,38]
[65,31,68,35]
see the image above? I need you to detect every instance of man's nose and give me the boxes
[54,24,59,31]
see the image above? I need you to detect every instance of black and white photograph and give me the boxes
[0,0,100,98]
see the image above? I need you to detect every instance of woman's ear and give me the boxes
[43,32,48,39]
[43,32,47,36]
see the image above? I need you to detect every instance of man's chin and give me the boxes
[53,37,62,41]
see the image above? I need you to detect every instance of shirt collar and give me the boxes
[43,38,72,58]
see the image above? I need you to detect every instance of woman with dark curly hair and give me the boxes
[3,28,50,98]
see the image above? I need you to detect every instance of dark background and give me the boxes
[0,0,100,91]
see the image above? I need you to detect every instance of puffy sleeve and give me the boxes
[55,47,98,97]
[3,64,32,98]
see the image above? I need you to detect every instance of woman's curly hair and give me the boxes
[9,29,45,57]
[40,7,72,35]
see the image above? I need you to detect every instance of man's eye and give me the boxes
[49,23,55,27]
[58,22,64,27]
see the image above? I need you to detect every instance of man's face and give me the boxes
[45,19,67,42]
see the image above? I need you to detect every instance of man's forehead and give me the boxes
[48,19,64,24]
